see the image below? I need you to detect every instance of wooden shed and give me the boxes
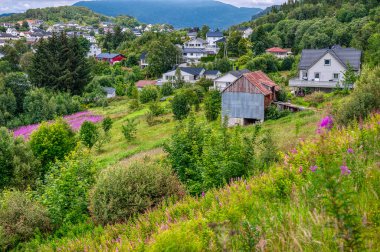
[221,71,280,126]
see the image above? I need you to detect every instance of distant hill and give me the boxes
[74,0,262,29]
[0,13,15,18]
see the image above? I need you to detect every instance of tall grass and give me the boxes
[22,113,379,251]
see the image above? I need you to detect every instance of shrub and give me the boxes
[102,117,113,134]
[129,99,140,111]
[140,85,159,104]
[29,119,77,173]
[160,82,174,96]
[204,90,221,121]
[196,78,214,92]
[0,190,51,250]
[265,105,291,120]
[89,159,184,225]
[79,121,99,149]
[334,66,380,125]
[39,149,95,227]
[303,91,325,107]
[172,89,198,120]
[246,54,278,73]
[0,128,41,190]
[148,102,165,117]
[122,118,138,141]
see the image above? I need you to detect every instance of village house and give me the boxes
[6,28,19,37]
[213,69,251,91]
[161,67,220,84]
[222,71,280,126]
[204,70,222,80]
[103,87,116,98]
[0,32,19,40]
[187,31,198,40]
[266,47,292,59]
[135,80,157,90]
[182,48,208,63]
[206,31,224,53]
[87,44,102,58]
[96,53,126,64]
[289,45,362,93]
[139,52,149,69]
[238,27,253,39]
[184,38,207,49]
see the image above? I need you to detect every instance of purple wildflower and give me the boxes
[291,148,298,154]
[317,116,333,134]
[340,165,351,175]
[347,148,354,154]
[299,166,303,173]
[201,191,205,197]
[310,165,318,172]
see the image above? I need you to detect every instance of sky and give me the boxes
[0,0,285,14]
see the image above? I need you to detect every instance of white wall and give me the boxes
[307,52,346,82]
[213,73,238,91]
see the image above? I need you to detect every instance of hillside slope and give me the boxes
[73,0,262,28]
[28,112,380,251]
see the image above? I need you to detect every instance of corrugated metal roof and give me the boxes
[96,53,122,59]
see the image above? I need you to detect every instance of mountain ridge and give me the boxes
[73,0,262,28]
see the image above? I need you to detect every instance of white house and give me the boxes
[213,69,251,91]
[6,28,19,37]
[184,38,207,49]
[206,31,224,53]
[87,44,102,58]
[289,45,362,92]
[182,48,208,63]
[161,67,221,84]
[187,31,197,40]
[140,52,149,69]
[103,87,116,98]
[266,47,292,59]
[239,27,253,39]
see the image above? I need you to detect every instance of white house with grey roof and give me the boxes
[206,31,224,53]
[289,45,362,91]
[213,69,251,91]
[161,67,220,84]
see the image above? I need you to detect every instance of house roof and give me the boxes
[103,87,116,95]
[223,71,280,95]
[140,52,147,60]
[229,69,251,78]
[266,47,289,53]
[207,31,223,37]
[215,37,226,43]
[183,48,206,54]
[179,67,204,75]
[204,70,220,75]
[96,53,123,59]
[299,45,362,70]
[136,80,157,88]
[186,37,207,44]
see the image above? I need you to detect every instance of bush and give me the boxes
[122,118,138,141]
[265,105,291,120]
[39,149,95,227]
[246,54,278,73]
[29,119,77,173]
[0,128,41,190]
[303,91,325,107]
[160,82,174,96]
[172,89,198,120]
[79,121,99,149]
[0,190,51,250]
[89,159,184,225]
[140,85,159,104]
[196,78,214,92]
[102,117,113,134]
[204,90,221,121]
[334,66,380,125]
[129,99,140,111]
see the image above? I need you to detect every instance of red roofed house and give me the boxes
[266,47,292,59]
[96,53,126,64]
[222,71,280,126]
[135,80,157,90]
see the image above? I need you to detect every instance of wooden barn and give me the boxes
[221,71,280,126]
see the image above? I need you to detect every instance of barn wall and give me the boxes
[222,92,265,121]
[223,77,262,94]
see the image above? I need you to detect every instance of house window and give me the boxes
[333,73,339,79]
[324,59,331,66]
[302,71,308,79]
[314,72,320,79]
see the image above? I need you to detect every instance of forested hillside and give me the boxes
[237,0,379,66]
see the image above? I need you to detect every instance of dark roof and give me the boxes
[215,37,226,43]
[204,70,220,75]
[183,48,206,53]
[229,69,251,78]
[103,87,116,94]
[140,52,147,60]
[179,67,204,76]
[207,31,223,37]
[0,32,16,38]
[299,46,362,70]
[96,53,122,59]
